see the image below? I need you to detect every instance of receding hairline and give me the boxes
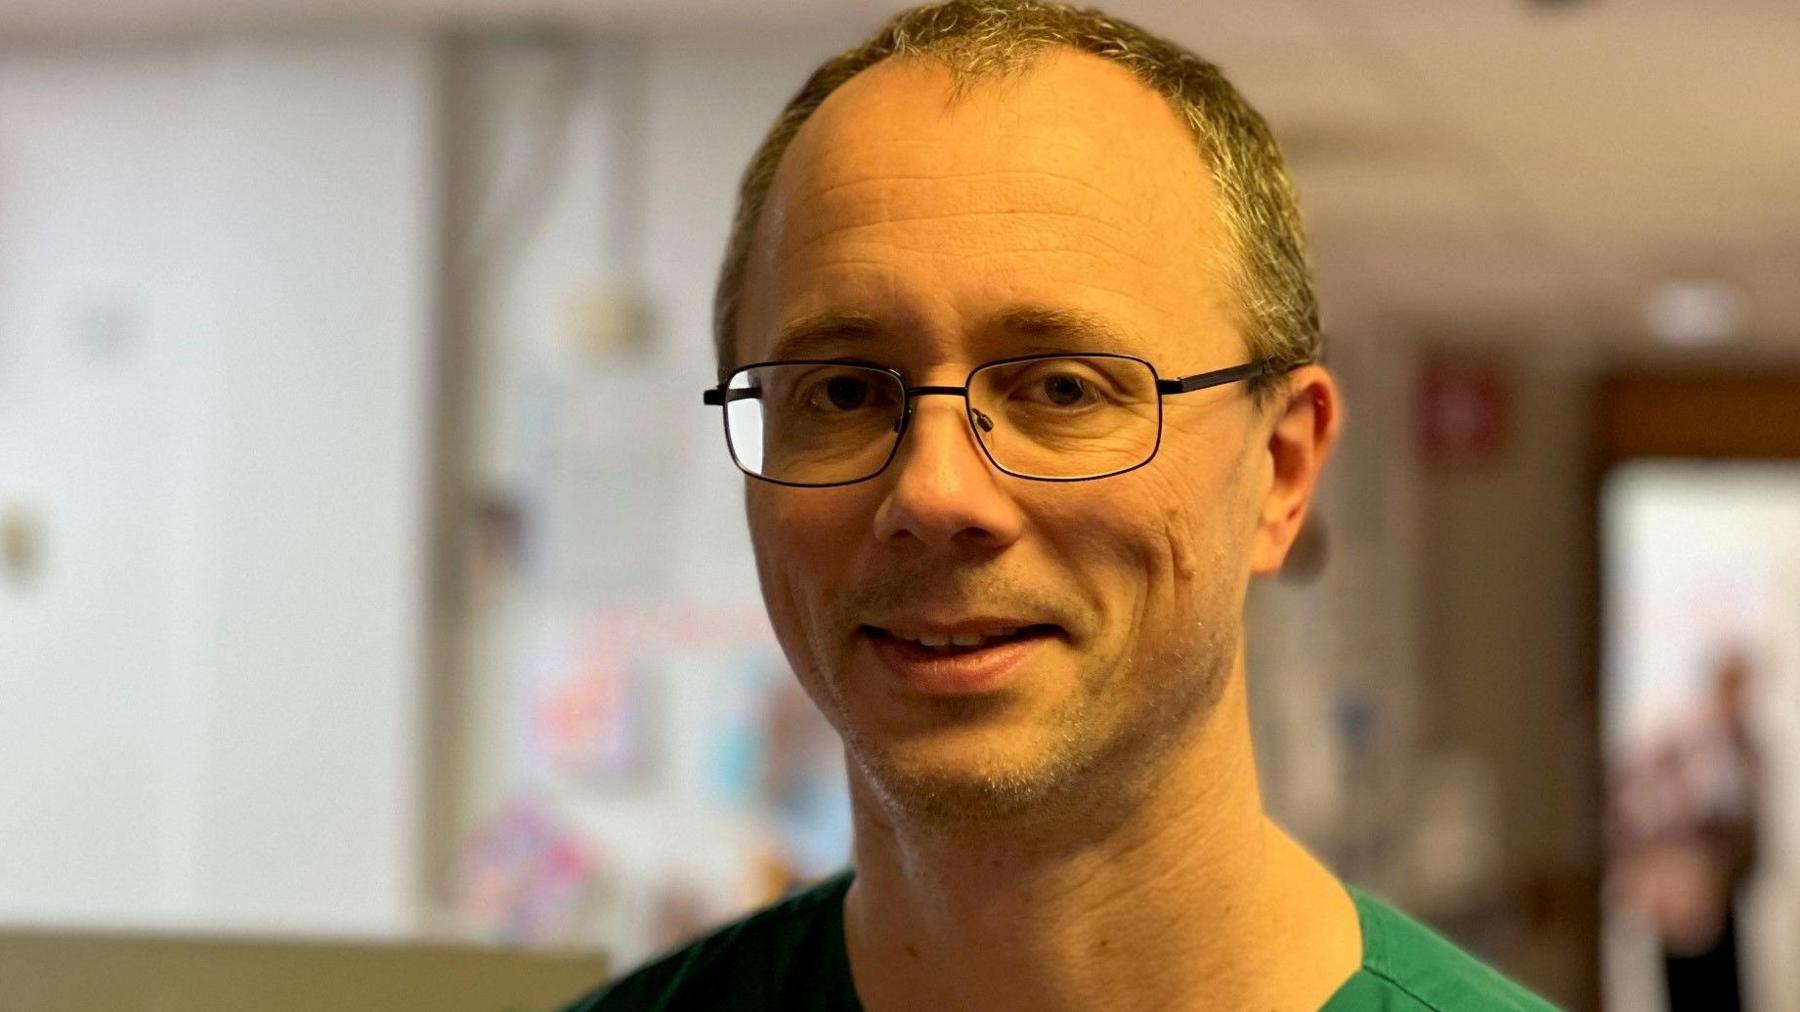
[737,47,1237,365]
[824,41,1173,105]
[774,46,1216,187]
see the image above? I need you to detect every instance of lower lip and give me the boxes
[864,628,1056,695]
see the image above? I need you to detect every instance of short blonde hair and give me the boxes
[714,0,1318,401]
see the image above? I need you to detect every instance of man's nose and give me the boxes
[870,393,1024,549]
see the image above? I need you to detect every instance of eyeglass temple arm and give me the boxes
[1156,357,1311,396]
[702,387,761,406]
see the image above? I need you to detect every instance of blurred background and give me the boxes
[1,0,1797,1009]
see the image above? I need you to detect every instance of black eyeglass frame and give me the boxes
[701,351,1310,488]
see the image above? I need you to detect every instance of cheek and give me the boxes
[1151,428,1260,572]
[1111,471,1190,583]
[746,488,861,653]
[1129,453,1253,625]
[1032,479,1191,644]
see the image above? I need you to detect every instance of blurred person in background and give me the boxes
[563,1,1554,1009]
[1610,647,1763,1011]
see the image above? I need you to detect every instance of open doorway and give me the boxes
[1598,375,1800,1012]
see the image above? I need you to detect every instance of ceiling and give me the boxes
[5,0,1797,362]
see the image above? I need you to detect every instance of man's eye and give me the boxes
[812,374,874,411]
[1036,373,1093,407]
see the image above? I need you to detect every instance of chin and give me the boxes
[842,719,1108,826]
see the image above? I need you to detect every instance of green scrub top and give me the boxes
[562,870,1560,1011]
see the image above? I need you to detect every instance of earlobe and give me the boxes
[1248,368,1340,577]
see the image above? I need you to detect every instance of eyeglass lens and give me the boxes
[724,357,1160,485]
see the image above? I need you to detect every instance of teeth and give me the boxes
[887,627,1026,649]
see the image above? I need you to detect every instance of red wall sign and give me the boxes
[1414,359,1512,470]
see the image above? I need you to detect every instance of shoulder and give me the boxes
[558,871,856,1012]
[1325,886,1562,1012]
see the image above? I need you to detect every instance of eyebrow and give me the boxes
[998,306,1134,354]
[765,305,1135,362]
[767,309,885,361]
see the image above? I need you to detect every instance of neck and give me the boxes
[841,666,1362,1012]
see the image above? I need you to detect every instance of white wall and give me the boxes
[0,36,436,936]
[0,22,882,952]
[438,25,871,961]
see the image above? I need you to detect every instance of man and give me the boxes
[566,1,1556,1008]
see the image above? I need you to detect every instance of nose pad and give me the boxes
[869,394,1025,549]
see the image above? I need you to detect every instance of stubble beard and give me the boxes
[837,600,1240,837]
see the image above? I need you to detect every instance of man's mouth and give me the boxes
[859,623,1062,694]
[862,624,1061,656]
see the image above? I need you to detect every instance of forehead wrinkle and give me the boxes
[792,166,1147,232]
[776,208,1153,277]
[781,161,1151,240]
[777,214,1144,279]
[942,245,1155,275]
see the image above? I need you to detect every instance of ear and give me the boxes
[1248,365,1341,576]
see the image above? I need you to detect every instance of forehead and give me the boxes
[739,49,1235,365]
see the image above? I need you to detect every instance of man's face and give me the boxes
[737,51,1271,825]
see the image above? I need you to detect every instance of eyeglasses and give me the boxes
[702,352,1303,488]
